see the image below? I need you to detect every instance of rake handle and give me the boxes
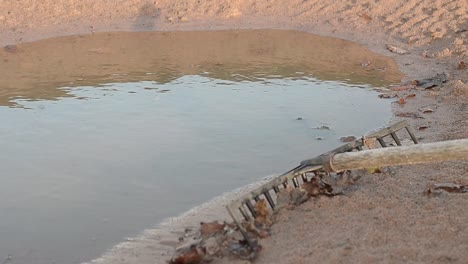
[328,138,468,172]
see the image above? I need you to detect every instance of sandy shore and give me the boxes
[1,0,467,263]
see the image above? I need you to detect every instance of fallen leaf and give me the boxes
[200,221,225,237]
[254,199,268,218]
[367,167,382,174]
[362,137,377,149]
[301,178,323,197]
[413,73,448,89]
[426,183,468,195]
[386,44,410,55]
[254,199,272,228]
[378,93,398,99]
[361,61,372,67]
[457,61,466,70]
[395,112,424,119]
[170,245,205,264]
[419,107,434,113]
[406,93,416,98]
[314,125,331,130]
[397,98,406,105]
[358,13,372,22]
[301,175,343,197]
[340,136,357,142]
[418,126,429,130]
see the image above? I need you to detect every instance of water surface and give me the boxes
[0,30,402,264]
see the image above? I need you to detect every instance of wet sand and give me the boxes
[1,0,467,263]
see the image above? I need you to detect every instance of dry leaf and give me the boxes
[358,13,372,22]
[413,73,448,89]
[254,199,269,218]
[200,221,225,237]
[301,178,323,197]
[397,98,406,105]
[170,245,205,264]
[419,107,434,113]
[362,136,377,149]
[426,183,468,195]
[254,199,272,228]
[395,112,424,119]
[457,61,466,70]
[418,126,429,130]
[361,61,372,67]
[406,93,416,98]
[367,167,382,174]
[386,44,410,55]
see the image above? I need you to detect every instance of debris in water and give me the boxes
[314,125,331,130]
[296,117,303,120]
[378,93,397,99]
[386,44,410,55]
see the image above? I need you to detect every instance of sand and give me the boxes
[1,0,467,263]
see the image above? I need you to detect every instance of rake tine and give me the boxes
[390,132,402,146]
[405,126,419,144]
[292,177,298,188]
[263,191,276,210]
[245,200,257,218]
[377,137,387,147]
[239,207,250,221]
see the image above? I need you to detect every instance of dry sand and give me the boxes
[1,0,467,263]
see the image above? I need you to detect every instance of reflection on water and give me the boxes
[0,30,401,264]
[0,30,402,107]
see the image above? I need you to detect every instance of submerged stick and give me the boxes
[328,139,468,172]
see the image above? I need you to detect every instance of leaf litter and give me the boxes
[169,170,352,263]
[425,183,468,195]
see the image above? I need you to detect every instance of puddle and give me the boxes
[0,30,402,264]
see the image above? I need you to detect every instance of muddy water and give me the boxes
[0,30,402,264]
